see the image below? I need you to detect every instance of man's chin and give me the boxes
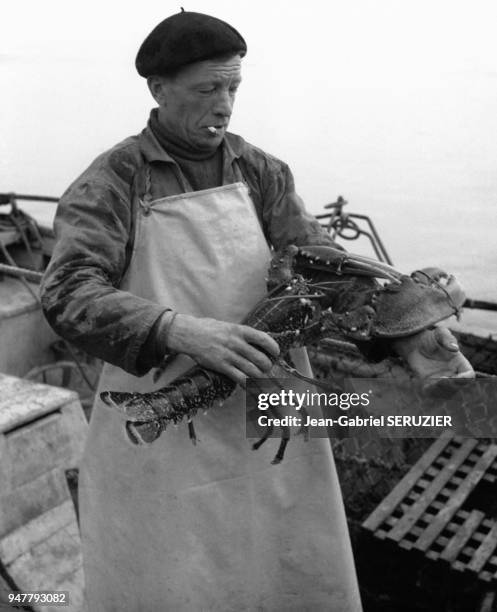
[194,133,224,152]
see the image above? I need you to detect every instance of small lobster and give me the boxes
[101,244,465,463]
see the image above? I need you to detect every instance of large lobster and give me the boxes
[101,244,465,463]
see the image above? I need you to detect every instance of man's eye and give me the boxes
[199,88,215,94]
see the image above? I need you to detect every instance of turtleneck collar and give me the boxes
[149,108,220,161]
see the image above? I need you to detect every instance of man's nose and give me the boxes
[213,90,233,117]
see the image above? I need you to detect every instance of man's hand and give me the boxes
[392,327,475,387]
[167,314,280,386]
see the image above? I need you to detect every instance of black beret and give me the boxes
[135,10,247,77]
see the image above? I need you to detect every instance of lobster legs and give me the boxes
[102,243,467,463]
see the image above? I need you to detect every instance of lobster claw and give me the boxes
[318,266,466,341]
[268,244,404,290]
[371,267,466,338]
[268,245,466,342]
[296,245,403,283]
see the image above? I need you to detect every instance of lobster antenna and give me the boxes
[277,359,343,393]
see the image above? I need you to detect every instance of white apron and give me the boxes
[79,176,363,612]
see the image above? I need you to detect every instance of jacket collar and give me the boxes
[138,119,246,165]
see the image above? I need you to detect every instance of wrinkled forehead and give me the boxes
[169,54,243,85]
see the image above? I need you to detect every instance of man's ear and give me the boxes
[147,76,168,105]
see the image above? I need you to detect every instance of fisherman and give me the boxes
[40,11,474,611]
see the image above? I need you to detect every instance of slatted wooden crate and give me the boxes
[363,431,497,584]
[0,373,88,611]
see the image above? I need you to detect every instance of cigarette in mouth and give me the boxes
[207,126,218,134]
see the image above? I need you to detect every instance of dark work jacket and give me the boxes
[40,123,336,375]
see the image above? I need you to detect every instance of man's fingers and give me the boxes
[419,327,460,359]
[227,352,266,378]
[434,327,460,352]
[168,317,280,382]
[454,354,475,378]
[236,342,274,373]
[241,326,280,358]
[456,368,475,379]
[222,365,248,387]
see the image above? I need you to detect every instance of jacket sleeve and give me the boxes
[257,157,338,250]
[40,174,167,376]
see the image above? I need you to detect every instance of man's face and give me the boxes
[149,54,242,152]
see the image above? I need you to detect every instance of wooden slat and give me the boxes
[469,532,488,546]
[456,509,470,521]
[417,478,433,489]
[415,445,497,551]
[409,526,424,538]
[0,374,77,433]
[0,470,69,538]
[0,500,75,565]
[3,399,88,490]
[467,522,497,574]
[440,510,485,563]
[485,555,497,573]
[482,518,495,530]
[431,500,445,511]
[7,523,83,612]
[436,535,449,547]
[2,411,86,492]
[8,522,82,586]
[6,413,71,488]
[426,466,442,477]
[0,376,28,404]
[363,432,454,531]
[385,438,479,542]
[457,462,474,474]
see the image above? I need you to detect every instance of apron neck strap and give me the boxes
[141,156,247,203]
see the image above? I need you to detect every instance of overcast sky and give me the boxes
[2,0,496,297]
